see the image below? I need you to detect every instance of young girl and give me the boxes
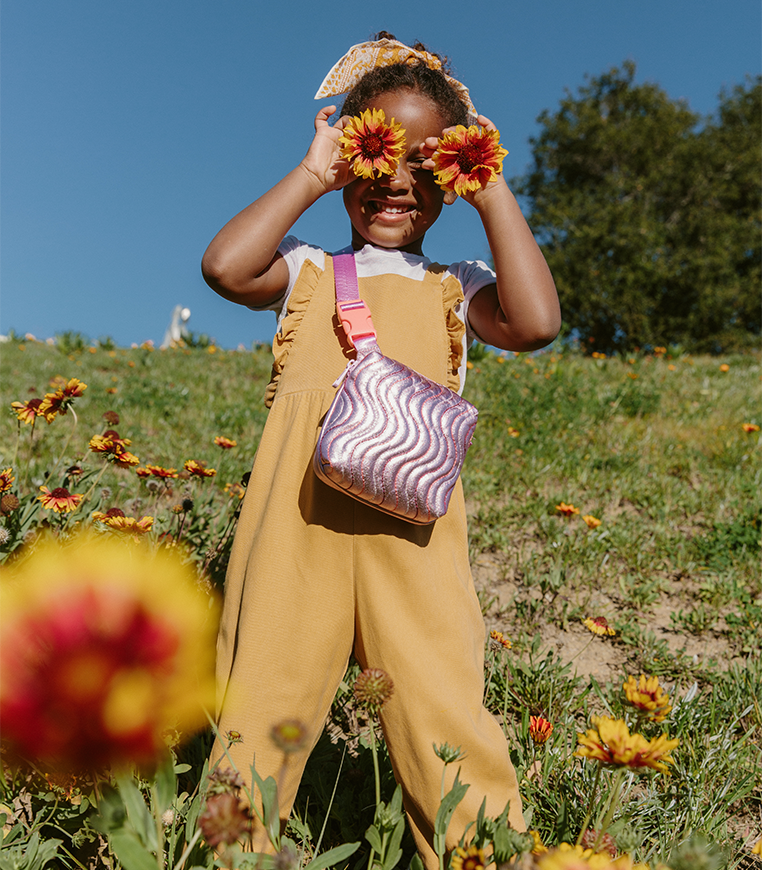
[202,34,560,866]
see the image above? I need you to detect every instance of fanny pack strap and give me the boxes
[333,251,380,355]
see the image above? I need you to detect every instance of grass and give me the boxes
[0,338,760,868]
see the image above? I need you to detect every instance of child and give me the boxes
[202,33,560,866]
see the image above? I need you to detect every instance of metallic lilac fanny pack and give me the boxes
[313,251,478,525]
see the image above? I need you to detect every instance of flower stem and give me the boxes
[81,461,110,505]
[49,407,78,479]
[593,768,627,849]
[575,762,603,846]
[369,715,381,808]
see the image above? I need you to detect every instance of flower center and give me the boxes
[51,487,70,498]
[361,133,386,160]
[456,143,483,173]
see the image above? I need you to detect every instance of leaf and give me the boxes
[115,774,159,852]
[250,762,280,848]
[107,829,160,870]
[365,823,383,853]
[154,750,177,815]
[305,841,361,870]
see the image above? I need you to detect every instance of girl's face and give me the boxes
[343,89,449,255]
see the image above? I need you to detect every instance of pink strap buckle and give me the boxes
[337,299,376,348]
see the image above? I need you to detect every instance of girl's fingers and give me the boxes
[476,114,497,131]
[314,106,337,129]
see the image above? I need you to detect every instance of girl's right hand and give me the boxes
[299,107,355,195]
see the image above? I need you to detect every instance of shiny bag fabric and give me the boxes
[314,345,478,525]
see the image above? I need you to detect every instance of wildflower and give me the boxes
[507,426,520,438]
[89,432,140,467]
[0,534,217,772]
[184,460,216,478]
[575,715,679,773]
[489,629,512,650]
[135,467,151,478]
[1,494,20,516]
[10,398,43,424]
[354,667,394,713]
[38,486,84,514]
[103,410,120,425]
[538,843,625,870]
[198,792,250,848]
[36,393,65,423]
[226,730,243,745]
[214,436,237,449]
[451,845,486,870]
[556,502,580,517]
[719,364,730,372]
[161,809,175,827]
[622,674,672,723]
[583,616,616,637]
[146,464,178,479]
[579,830,617,858]
[206,767,245,795]
[433,742,466,764]
[752,840,762,856]
[339,108,406,179]
[529,715,553,745]
[0,528,10,546]
[432,125,508,196]
[530,831,548,855]
[742,423,760,433]
[582,515,602,529]
[0,468,15,494]
[270,719,308,753]
[92,510,154,535]
[37,379,87,422]
[65,465,83,478]
[224,482,245,500]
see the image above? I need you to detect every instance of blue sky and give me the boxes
[2,1,760,348]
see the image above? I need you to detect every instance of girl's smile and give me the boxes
[343,90,449,255]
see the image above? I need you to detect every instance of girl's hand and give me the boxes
[299,107,355,195]
[420,114,508,207]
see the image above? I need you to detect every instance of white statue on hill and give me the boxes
[161,305,191,349]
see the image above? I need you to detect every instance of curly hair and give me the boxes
[340,32,469,127]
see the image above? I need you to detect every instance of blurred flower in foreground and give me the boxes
[0,534,217,772]
[742,423,760,433]
[556,502,580,517]
[583,616,616,637]
[719,364,730,372]
[38,486,84,514]
[575,715,679,773]
[623,674,672,723]
[537,842,636,870]
[198,792,250,848]
[529,715,554,745]
[270,719,308,754]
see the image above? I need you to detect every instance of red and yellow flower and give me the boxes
[451,845,486,870]
[529,715,554,745]
[224,482,245,500]
[89,432,140,468]
[0,534,217,772]
[583,616,616,637]
[184,460,216,478]
[145,464,178,479]
[339,108,407,179]
[0,468,14,495]
[575,715,679,773]
[92,509,154,535]
[37,379,87,423]
[538,843,637,870]
[10,398,43,425]
[489,629,512,649]
[556,502,580,517]
[742,423,760,433]
[38,486,84,514]
[214,436,237,449]
[432,125,508,196]
[622,674,672,723]
[582,515,602,529]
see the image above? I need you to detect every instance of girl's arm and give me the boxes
[202,107,352,308]
[424,116,561,352]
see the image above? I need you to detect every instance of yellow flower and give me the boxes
[214,436,237,449]
[10,398,43,424]
[184,460,217,478]
[719,363,730,372]
[270,719,308,753]
[538,843,635,870]
[92,510,154,535]
[530,830,548,855]
[622,674,672,723]
[489,629,512,649]
[742,423,760,433]
[451,845,486,870]
[224,482,245,500]
[432,125,508,196]
[0,534,217,772]
[583,515,602,529]
[38,486,84,514]
[575,715,679,773]
[583,616,616,637]
[339,108,406,179]
[144,464,179,479]
[556,502,580,517]
[751,839,762,856]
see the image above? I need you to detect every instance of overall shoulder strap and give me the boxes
[333,251,379,354]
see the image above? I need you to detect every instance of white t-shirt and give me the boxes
[257,236,497,393]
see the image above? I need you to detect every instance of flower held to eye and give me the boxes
[432,125,508,196]
[339,108,406,179]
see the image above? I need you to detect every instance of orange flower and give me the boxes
[529,715,553,745]
[0,534,217,772]
[38,486,83,514]
[224,482,245,500]
[575,715,679,773]
[37,379,87,423]
[92,509,154,535]
[556,502,580,517]
[89,432,140,468]
[184,460,216,478]
[10,398,43,424]
[432,125,508,196]
[451,845,486,870]
[0,468,14,494]
[145,464,178,479]
[719,363,730,372]
[214,436,237,449]
[742,423,760,433]
[622,674,672,723]
[36,392,65,423]
[583,616,616,637]
[582,515,602,529]
[489,629,512,649]
[339,108,406,179]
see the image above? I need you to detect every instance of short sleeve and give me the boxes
[446,259,496,345]
[246,236,325,319]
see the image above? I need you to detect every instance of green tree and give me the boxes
[513,62,761,354]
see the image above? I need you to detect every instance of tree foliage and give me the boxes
[513,62,761,354]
